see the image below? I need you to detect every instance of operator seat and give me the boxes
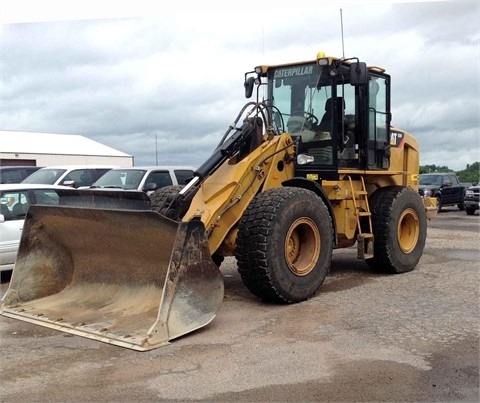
[318,97,346,135]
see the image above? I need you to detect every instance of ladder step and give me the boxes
[357,234,374,259]
[361,252,374,260]
[357,211,371,217]
[348,175,373,247]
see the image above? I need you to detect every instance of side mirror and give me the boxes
[350,62,368,86]
[244,76,255,98]
[144,182,157,192]
[62,180,76,188]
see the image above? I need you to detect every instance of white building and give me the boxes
[0,131,133,167]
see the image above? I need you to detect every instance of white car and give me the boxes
[22,165,117,188]
[88,166,196,194]
[0,184,74,272]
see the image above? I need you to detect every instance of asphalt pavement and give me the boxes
[1,206,479,402]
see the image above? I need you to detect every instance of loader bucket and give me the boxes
[0,205,224,351]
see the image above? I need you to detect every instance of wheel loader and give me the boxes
[1,53,438,351]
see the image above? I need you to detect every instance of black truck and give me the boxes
[464,184,480,215]
[418,173,466,212]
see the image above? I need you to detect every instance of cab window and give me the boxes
[368,77,388,143]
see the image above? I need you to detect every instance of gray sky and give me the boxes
[1,0,479,170]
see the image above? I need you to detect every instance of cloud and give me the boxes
[1,0,479,170]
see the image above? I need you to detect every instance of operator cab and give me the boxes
[245,53,392,180]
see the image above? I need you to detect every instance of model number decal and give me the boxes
[390,131,405,148]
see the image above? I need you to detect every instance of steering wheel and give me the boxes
[272,110,285,133]
[304,112,318,127]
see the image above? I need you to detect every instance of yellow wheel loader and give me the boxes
[1,53,437,351]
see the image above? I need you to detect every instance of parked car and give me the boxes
[0,166,43,184]
[418,173,466,212]
[0,184,73,272]
[88,166,196,195]
[22,165,116,188]
[464,184,479,215]
[0,184,151,273]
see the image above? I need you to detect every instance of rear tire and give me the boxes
[235,187,333,303]
[366,186,427,274]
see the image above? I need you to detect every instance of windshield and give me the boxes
[92,169,147,190]
[22,168,66,184]
[419,175,442,186]
[268,62,355,138]
[269,62,326,132]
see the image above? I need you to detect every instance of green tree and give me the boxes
[456,162,479,185]
[419,164,453,174]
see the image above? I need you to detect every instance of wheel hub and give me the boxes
[397,208,420,253]
[284,217,320,276]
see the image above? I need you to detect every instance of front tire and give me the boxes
[436,195,443,212]
[466,206,476,215]
[366,186,427,274]
[235,187,334,303]
[150,185,184,219]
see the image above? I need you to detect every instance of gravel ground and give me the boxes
[0,207,479,402]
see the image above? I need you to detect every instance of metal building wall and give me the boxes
[0,153,133,167]
[0,131,134,167]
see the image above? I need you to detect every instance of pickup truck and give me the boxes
[418,173,466,212]
[464,184,479,215]
[86,166,196,195]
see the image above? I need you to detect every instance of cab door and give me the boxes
[366,74,391,169]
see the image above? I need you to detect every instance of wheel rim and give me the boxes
[397,208,420,253]
[284,217,320,276]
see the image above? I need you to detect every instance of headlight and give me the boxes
[297,154,315,165]
[423,189,431,197]
[466,189,474,195]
